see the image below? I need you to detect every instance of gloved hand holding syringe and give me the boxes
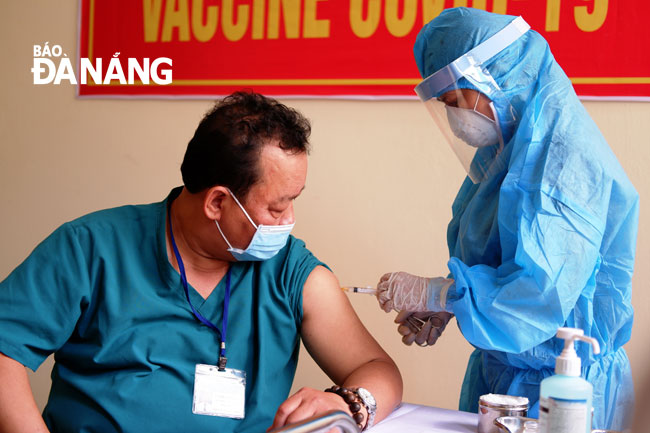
[342,282,453,347]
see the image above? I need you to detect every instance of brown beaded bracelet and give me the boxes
[324,385,365,430]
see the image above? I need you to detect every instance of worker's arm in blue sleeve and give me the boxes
[446,190,604,354]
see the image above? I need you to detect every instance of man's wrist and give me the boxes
[324,385,365,430]
[354,387,377,430]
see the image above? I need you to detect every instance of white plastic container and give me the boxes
[538,328,600,433]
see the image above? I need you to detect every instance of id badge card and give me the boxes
[192,364,246,419]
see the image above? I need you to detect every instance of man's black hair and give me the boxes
[181,91,311,198]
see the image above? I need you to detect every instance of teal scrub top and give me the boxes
[0,187,325,433]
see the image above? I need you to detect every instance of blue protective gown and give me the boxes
[414,8,639,430]
[0,188,324,433]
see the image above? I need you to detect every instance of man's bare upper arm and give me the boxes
[300,265,391,384]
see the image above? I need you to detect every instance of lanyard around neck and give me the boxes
[168,207,231,370]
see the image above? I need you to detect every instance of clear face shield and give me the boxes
[415,16,530,183]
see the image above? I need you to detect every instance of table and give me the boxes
[370,403,478,433]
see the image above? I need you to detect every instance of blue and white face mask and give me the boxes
[215,188,294,261]
[445,100,501,149]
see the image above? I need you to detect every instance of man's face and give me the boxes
[221,142,307,250]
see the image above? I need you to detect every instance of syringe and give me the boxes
[341,286,377,295]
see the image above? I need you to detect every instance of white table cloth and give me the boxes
[370,402,479,433]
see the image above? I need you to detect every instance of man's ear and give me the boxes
[204,186,229,220]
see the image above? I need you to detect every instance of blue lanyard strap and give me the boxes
[168,206,231,370]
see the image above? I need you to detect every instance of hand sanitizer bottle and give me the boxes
[538,327,600,433]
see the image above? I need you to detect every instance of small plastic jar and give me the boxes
[478,394,529,433]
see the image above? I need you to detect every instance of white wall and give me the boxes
[2,1,649,414]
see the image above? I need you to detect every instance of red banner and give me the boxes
[75,0,650,99]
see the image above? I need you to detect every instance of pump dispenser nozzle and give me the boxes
[555,327,600,376]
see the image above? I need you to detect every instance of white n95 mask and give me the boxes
[215,189,294,261]
[445,105,500,148]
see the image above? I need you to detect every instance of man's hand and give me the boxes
[267,387,361,431]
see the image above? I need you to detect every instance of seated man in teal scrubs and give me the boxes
[0,91,403,433]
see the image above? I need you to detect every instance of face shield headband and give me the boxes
[414,16,530,104]
[414,17,530,183]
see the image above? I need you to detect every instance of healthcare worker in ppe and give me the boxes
[375,7,639,431]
